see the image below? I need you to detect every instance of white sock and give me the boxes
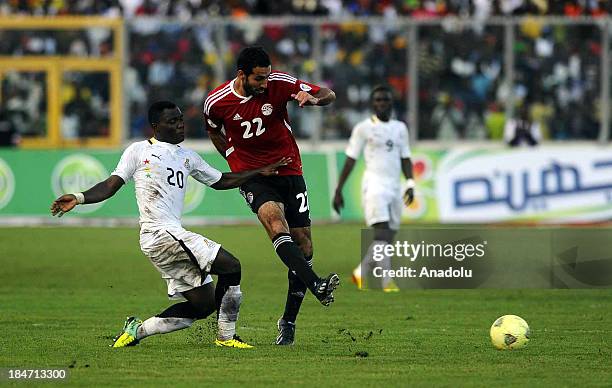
[362,240,387,268]
[217,285,242,341]
[380,254,393,288]
[361,240,396,288]
[136,316,194,340]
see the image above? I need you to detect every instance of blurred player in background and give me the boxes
[333,85,415,291]
[204,46,338,345]
[51,101,289,349]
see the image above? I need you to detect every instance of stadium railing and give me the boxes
[0,17,124,148]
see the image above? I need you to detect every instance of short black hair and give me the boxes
[370,85,393,101]
[148,100,177,126]
[237,46,271,76]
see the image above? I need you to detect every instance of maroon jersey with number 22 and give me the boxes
[204,71,321,176]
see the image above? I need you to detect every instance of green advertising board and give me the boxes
[3,146,610,224]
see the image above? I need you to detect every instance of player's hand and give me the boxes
[291,91,319,108]
[50,194,79,217]
[403,188,415,207]
[259,157,292,176]
[332,190,344,214]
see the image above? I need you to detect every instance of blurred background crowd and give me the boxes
[0,0,610,145]
[1,1,610,17]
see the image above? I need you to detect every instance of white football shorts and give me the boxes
[362,184,403,231]
[139,226,220,300]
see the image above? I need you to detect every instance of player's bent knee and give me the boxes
[271,221,289,236]
[262,219,289,238]
[263,216,288,234]
[220,271,242,287]
[257,202,289,236]
[222,254,241,274]
[213,248,242,274]
[229,258,241,274]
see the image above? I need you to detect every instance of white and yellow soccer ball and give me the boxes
[490,315,530,350]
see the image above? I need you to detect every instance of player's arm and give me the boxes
[204,108,228,158]
[332,156,356,214]
[401,158,415,206]
[291,87,336,107]
[333,123,365,214]
[399,122,415,206]
[211,157,292,190]
[50,175,125,217]
[208,127,228,158]
[312,87,336,106]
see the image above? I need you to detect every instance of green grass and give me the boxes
[0,225,611,387]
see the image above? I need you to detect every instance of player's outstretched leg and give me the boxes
[210,248,253,349]
[258,202,339,305]
[276,263,309,345]
[272,233,339,305]
[277,227,313,345]
[112,291,212,348]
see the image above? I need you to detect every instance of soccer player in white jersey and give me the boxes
[50,101,289,349]
[333,85,415,291]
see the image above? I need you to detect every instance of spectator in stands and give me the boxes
[431,92,465,140]
[0,109,19,147]
[1,0,609,17]
[504,104,541,146]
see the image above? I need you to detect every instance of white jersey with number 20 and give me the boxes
[112,138,222,230]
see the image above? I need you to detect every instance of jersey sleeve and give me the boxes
[345,123,366,160]
[269,71,321,103]
[399,122,412,158]
[111,143,139,183]
[189,152,223,187]
[204,103,224,133]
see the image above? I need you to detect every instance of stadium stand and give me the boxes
[0,1,610,142]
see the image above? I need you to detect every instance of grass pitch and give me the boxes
[1,224,611,386]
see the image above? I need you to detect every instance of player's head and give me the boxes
[370,85,393,121]
[148,101,184,144]
[237,46,271,97]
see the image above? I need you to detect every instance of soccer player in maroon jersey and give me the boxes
[204,46,338,345]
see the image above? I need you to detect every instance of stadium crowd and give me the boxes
[128,17,606,140]
[0,1,610,17]
[0,0,609,143]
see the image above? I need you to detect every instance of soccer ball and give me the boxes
[490,315,530,350]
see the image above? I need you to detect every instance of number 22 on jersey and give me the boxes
[241,117,266,139]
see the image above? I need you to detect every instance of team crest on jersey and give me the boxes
[299,83,312,92]
[184,159,190,169]
[261,103,273,116]
[246,192,254,204]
